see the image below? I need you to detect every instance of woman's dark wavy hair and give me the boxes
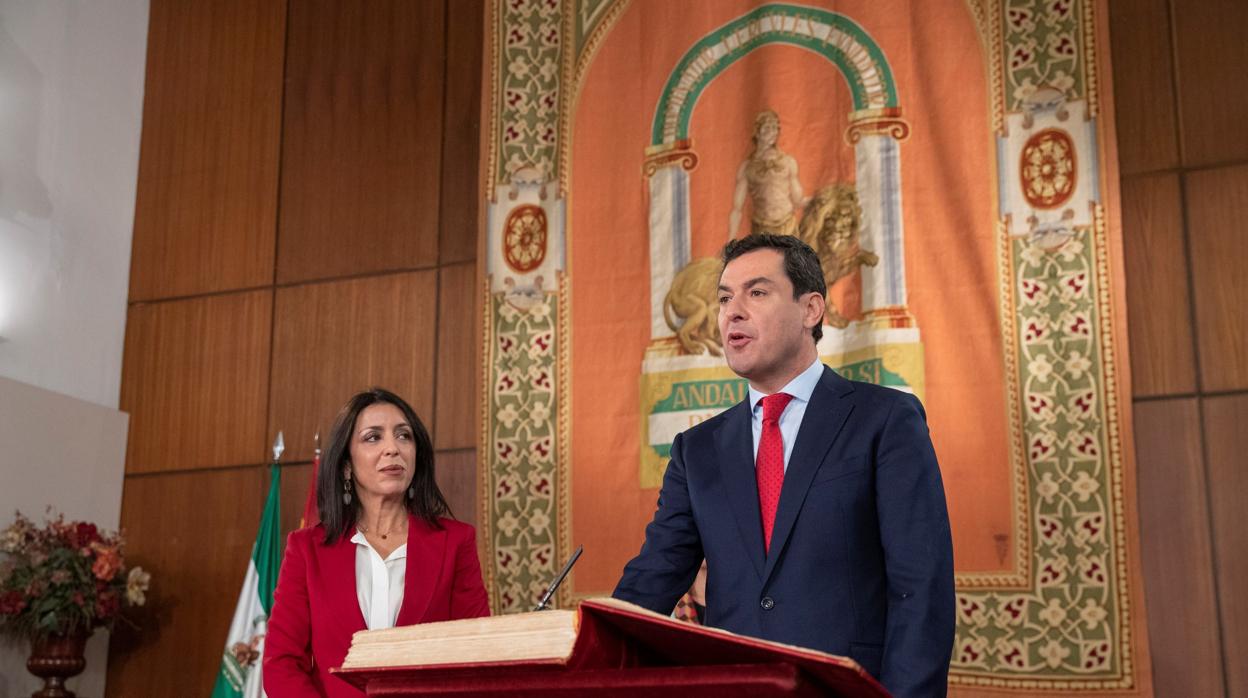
[318,387,451,544]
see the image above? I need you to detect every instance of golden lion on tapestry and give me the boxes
[663,184,876,355]
[798,184,878,329]
[664,257,724,356]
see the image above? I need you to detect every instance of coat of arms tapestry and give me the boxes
[478,1,1151,693]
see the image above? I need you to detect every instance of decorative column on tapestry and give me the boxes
[480,1,1151,693]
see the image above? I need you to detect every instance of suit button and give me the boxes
[760,596,775,610]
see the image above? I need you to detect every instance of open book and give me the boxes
[336,597,889,697]
[340,602,580,669]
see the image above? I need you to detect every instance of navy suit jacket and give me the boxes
[614,366,955,697]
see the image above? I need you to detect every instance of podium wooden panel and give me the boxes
[334,599,889,697]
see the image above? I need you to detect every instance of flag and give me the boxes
[299,433,320,528]
[211,461,282,697]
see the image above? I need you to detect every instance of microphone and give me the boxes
[533,544,583,611]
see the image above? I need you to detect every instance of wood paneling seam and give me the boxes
[1132,388,1248,404]
[126,264,456,307]
[1163,0,1185,165]
[1122,158,1248,180]
[1177,163,1232,696]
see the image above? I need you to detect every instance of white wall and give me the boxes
[0,1,148,694]
[0,0,149,410]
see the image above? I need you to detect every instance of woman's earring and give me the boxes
[407,485,415,500]
[343,473,353,506]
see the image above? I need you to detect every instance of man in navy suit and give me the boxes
[614,233,955,697]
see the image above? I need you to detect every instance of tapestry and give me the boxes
[478,1,1151,692]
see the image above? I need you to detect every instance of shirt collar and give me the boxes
[748,357,824,413]
[350,530,408,562]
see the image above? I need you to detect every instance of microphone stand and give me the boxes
[533,545,583,611]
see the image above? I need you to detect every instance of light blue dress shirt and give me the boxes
[747,357,825,472]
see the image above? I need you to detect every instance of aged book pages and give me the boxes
[340,608,579,669]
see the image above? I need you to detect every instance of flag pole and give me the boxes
[300,431,321,529]
[210,431,284,698]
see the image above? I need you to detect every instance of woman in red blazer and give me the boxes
[264,388,490,698]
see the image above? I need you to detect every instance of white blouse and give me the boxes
[350,531,407,630]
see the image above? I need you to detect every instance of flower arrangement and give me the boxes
[0,511,150,640]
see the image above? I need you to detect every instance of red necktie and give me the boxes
[757,392,794,553]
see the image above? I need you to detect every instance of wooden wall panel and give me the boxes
[279,462,316,537]
[105,468,267,698]
[1185,166,1248,392]
[129,0,284,301]
[276,0,446,284]
[268,272,439,463]
[440,0,485,264]
[1107,0,1179,175]
[112,0,490,691]
[1203,394,1248,698]
[436,449,477,530]
[435,263,479,450]
[120,291,272,473]
[1173,0,1248,167]
[1121,175,1196,396]
[1133,400,1225,697]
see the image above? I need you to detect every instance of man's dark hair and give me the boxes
[722,233,827,344]
[318,387,451,544]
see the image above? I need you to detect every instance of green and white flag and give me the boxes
[212,435,283,698]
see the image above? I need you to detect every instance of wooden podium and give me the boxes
[333,598,889,697]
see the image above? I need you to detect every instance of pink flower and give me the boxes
[91,545,122,582]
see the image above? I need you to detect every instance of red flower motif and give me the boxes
[532,546,551,567]
[1002,598,1026,619]
[1039,516,1061,540]
[532,333,552,353]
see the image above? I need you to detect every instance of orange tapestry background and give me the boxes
[569,0,1010,593]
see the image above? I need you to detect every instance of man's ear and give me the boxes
[803,292,826,331]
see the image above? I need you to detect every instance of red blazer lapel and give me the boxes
[321,527,367,634]
[395,515,447,625]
